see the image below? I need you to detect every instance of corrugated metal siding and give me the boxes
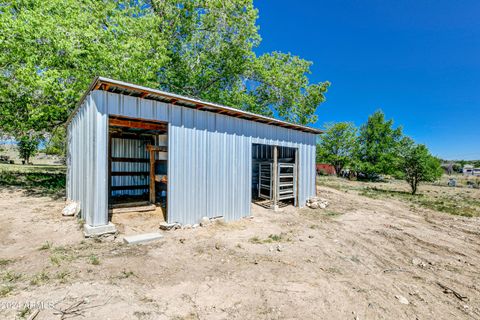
[68,90,317,226]
[67,93,108,227]
[111,137,150,196]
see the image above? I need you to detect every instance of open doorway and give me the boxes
[251,144,298,209]
[108,116,168,226]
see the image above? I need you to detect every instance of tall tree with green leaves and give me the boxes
[317,122,358,176]
[356,110,404,178]
[150,0,330,125]
[1,0,330,144]
[0,0,167,140]
[400,144,443,194]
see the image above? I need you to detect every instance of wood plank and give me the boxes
[111,157,149,163]
[111,204,156,214]
[111,185,149,191]
[149,148,156,203]
[109,118,167,131]
[111,201,151,209]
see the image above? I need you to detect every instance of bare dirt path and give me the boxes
[1,184,479,319]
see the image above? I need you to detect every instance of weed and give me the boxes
[2,271,22,283]
[17,306,31,318]
[119,270,135,279]
[89,255,100,265]
[266,234,283,242]
[77,218,85,230]
[324,210,342,217]
[39,241,52,250]
[30,271,50,286]
[248,236,262,244]
[55,271,70,283]
[0,285,14,297]
[50,254,61,266]
[0,258,12,266]
[249,233,290,244]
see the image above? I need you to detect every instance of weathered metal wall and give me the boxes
[69,90,316,226]
[67,93,108,227]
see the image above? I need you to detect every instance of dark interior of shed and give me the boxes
[108,116,168,219]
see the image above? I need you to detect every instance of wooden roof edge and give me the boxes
[66,76,324,134]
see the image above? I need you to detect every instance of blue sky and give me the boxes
[254,0,480,160]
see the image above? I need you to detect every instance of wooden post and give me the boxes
[148,145,156,204]
[272,146,278,211]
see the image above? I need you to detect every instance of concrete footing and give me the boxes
[83,222,117,237]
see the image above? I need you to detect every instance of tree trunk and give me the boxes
[411,180,417,195]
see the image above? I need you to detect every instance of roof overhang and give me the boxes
[66,76,323,134]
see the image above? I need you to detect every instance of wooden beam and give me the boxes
[146,145,167,152]
[140,92,149,98]
[111,157,149,163]
[149,147,156,204]
[109,118,166,131]
[111,185,149,191]
[111,171,150,177]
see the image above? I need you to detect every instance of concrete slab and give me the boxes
[83,222,117,237]
[123,232,163,245]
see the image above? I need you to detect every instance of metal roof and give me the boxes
[67,76,323,134]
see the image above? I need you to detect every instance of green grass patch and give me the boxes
[0,164,65,196]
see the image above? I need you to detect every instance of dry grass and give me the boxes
[317,175,480,217]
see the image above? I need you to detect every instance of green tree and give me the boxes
[356,110,404,178]
[0,0,330,142]
[43,127,66,156]
[0,0,167,139]
[400,144,443,194]
[17,134,39,164]
[150,0,330,125]
[317,122,358,176]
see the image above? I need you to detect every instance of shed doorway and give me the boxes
[107,116,168,227]
[251,144,298,209]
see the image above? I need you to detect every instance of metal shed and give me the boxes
[66,77,320,235]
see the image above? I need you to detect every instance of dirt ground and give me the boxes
[1,180,480,319]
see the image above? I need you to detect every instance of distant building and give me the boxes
[463,165,480,176]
